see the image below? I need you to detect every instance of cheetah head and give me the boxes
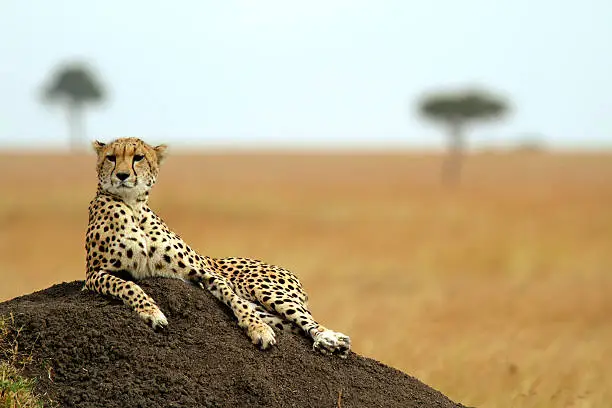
[92,137,167,199]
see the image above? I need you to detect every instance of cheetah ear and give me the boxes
[153,144,168,165]
[92,140,106,156]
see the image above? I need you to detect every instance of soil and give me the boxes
[0,278,467,408]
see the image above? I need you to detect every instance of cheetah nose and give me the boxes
[116,172,130,181]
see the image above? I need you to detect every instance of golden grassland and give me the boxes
[0,150,611,407]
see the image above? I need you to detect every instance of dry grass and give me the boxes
[0,150,610,407]
[0,315,45,408]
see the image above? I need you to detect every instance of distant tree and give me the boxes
[41,62,106,151]
[514,134,547,154]
[417,88,509,186]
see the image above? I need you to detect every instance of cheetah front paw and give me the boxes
[138,306,168,331]
[247,322,276,350]
[313,330,351,358]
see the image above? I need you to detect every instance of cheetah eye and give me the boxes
[106,155,116,162]
[133,154,144,162]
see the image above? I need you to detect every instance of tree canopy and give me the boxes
[43,63,105,104]
[418,89,508,124]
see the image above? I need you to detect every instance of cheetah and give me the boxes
[84,137,351,357]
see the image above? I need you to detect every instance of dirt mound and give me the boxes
[0,278,466,408]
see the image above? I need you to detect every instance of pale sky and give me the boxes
[1,0,611,150]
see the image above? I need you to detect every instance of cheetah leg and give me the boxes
[85,271,168,330]
[255,294,351,357]
[191,272,277,350]
[248,301,301,334]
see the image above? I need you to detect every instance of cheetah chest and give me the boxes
[92,212,167,280]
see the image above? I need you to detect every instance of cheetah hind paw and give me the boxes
[247,323,276,350]
[138,306,168,331]
[313,330,351,358]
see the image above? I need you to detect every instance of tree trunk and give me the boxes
[67,101,85,152]
[442,120,465,187]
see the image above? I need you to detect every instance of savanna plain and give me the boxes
[0,150,610,408]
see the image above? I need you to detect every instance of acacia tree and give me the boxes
[417,89,509,186]
[41,62,106,150]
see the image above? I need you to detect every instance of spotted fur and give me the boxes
[84,137,351,356]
